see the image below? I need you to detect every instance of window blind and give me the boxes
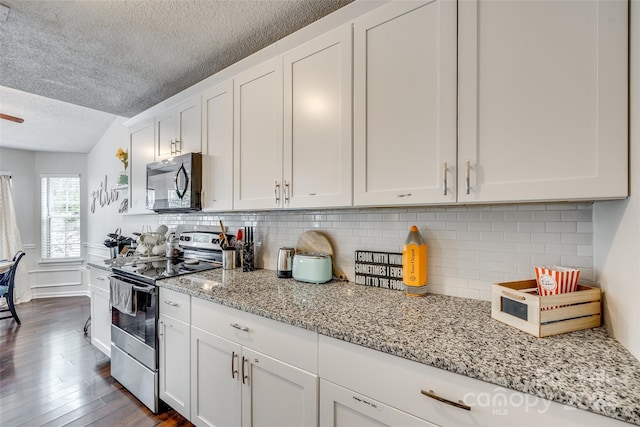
[41,175,81,259]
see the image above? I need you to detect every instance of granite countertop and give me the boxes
[152,268,639,425]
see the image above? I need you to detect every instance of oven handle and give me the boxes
[132,284,156,294]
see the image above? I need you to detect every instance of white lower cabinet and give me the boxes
[191,327,242,427]
[319,335,629,427]
[190,297,319,427]
[320,380,435,427]
[159,289,192,420]
[89,267,111,357]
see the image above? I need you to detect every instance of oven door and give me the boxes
[110,275,158,351]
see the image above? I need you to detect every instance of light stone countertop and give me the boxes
[137,267,638,425]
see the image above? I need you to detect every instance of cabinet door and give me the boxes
[89,281,111,357]
[156,109,177,160]
[283,25,352,209]
[177,96,202,155]
[242,347,318,427]
[191,327,241,427]
[233,59,283,210]
[458,0,628,203]
[128,120,155,214]
[353,0,457,206]
[320,380,435,427]
[202,81,234,211]
[159,314,191,420]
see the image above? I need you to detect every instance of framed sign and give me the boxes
[355,251,404,291]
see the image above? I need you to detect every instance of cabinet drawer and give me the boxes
[192,298,317,373]
[90,267,110,291]
[159,288,191,323]
[319,336,627,427]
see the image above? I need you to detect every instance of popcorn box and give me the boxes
[491,280,601,337]
[535,266,580,296]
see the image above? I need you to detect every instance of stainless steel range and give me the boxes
[109,230,226,413]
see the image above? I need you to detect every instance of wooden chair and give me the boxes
[0,251,26,324]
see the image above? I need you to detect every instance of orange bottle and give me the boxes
[402,225,427,297]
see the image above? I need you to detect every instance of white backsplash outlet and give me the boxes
[160,202,594,301]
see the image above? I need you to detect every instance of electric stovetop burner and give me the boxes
[113,257,221,284]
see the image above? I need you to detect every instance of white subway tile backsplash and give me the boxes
[545,221,577,233]
[532,211,561,221]
[161,203,594,302]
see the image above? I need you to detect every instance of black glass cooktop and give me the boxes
[112,257,221,284]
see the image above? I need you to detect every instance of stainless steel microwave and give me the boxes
[146,153,202,213]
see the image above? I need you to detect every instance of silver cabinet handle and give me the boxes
[230,323,249,332]
[164,300,179,307]
[284,181,290,204]
[170,139,175,156]
[421,389,471,411]
[465,160,471,195]
[231,351,239,379]
[274,181,281,204]
[96,276,107,281]
[242,356,249,385]
[158,320,164,339]
[442,162,448,196]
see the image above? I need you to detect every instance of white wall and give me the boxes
[0,147,90,298]
[593,1,640,361]
[0,148,36,246]
[86,117,158,262]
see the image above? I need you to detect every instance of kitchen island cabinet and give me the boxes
[127,119,155,213]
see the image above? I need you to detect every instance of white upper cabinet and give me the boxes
[353,0,458,206]
[458,0,628,203]
[283,24,353,208]
[233,59,283,210]
[156,95,202,160]
[128,119,155,214]
[202,81,234,212]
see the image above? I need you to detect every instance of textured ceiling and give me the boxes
[0,0,353,153]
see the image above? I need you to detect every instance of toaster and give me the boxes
[292,252,332,284]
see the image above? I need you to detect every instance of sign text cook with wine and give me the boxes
[355,251,404,291]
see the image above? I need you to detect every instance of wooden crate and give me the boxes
[491,280,601,337]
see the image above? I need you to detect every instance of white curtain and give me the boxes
[0,175,31,303]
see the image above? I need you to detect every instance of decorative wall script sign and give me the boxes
[355,250,404,291]
[91,175,120,213]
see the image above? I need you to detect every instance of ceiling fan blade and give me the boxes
[0,113,24,123]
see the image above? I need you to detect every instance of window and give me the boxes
[41,175,81,259]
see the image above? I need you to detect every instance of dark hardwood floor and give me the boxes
[0,296,193,427]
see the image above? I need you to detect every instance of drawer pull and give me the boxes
[164,300,179,307]
[231,351,239,379]
[421,389,471,411]
[96,276,107,281]
[230,323,249,332]
[352,396,377,409]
